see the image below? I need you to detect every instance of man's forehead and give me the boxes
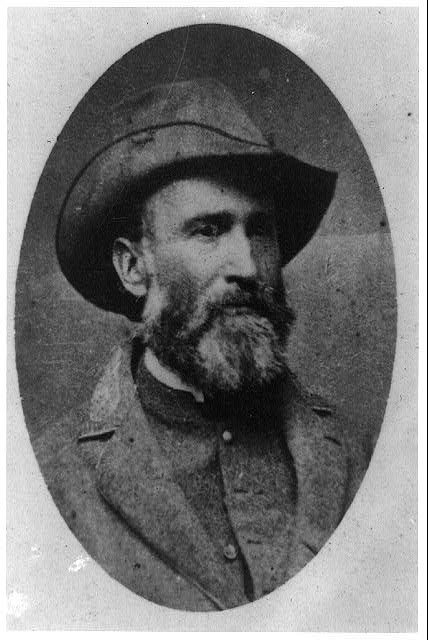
[145,176,275,228]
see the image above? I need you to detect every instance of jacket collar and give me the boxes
[144,348,205,403]
[84,343,349,602]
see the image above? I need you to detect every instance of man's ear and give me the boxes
[112,237,148,299]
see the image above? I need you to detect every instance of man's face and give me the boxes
[140,176,294,396]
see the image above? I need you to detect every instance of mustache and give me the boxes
[214,286,279,315]
[181,281,294,339]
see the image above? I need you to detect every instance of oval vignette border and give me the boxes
[7,10,418,628]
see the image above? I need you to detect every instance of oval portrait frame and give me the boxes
[8,8,418,631]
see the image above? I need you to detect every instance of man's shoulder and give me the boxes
[285,379,371,499]
[285,379,343,441]
[33,345,135,475]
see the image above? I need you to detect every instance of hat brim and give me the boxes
[57,129,337,319]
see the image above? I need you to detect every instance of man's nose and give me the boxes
[223,226,257,282]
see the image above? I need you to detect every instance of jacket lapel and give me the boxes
[88,344,246,609]
[217,384,349,596]
[285,396,349,578]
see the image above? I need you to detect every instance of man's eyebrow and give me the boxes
[180,211,233,232]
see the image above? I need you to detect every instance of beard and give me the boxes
[139,275,294,398]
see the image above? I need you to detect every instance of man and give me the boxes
[36,78,368,611]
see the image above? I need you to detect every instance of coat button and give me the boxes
[223,544,238,561]
[222,430,233,443]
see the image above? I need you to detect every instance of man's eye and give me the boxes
[193,223,222,238]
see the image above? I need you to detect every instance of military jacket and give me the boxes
[34,342,368,611]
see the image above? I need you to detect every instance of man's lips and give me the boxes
[222,304,254,313]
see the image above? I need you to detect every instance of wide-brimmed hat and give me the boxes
[56,78,337,318]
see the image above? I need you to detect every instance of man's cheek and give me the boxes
[158,270,202,315]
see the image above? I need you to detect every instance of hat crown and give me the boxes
[111,78,268,145]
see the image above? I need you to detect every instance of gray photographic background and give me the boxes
[8,7,418,632]
[15,23,395,459]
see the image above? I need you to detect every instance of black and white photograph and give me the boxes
[7,7,420,631]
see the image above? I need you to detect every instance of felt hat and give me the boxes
[56,78,337,318]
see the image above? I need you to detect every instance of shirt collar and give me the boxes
[144,348,205,404]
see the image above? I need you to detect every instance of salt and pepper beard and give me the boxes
[140,274,294,398]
